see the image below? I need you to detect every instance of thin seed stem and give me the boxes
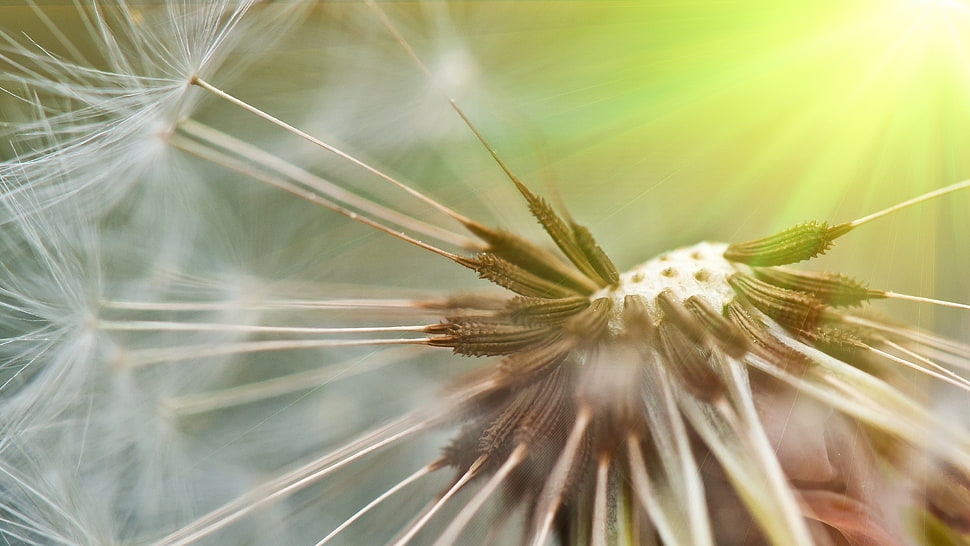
[531,407,592,546]
[839,315,970,369]
[126,338,432,368]
[866,340,970,392]
[176,119,480,250]
[316,464,436,546]
[433,444,529,546]
[155,415,431,546]
[390,459,483,546]
[880,291,970,311]
[169,129,470,265]
[847,179,970,228]
[625,438,653,520]
[97,320,434,334]
[168,346,431,417]
[99,298,439,312]
[189,77,481,228]
[591,455,611,546]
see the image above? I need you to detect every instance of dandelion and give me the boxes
[2,1,970,545]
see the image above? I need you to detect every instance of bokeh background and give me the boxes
[265,0,970,336]
[4,0,969,320]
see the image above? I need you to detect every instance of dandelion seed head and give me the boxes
[601,242,737,334]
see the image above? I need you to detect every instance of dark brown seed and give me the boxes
[683,295,749,357]
[507,296,592,327]
[464,253,579,299]
[753,267,878,307]
[431,318,557,356]
[656,317,725,400]
[725,300,811,372]
[729,273,826,338]
[466,224,599,295]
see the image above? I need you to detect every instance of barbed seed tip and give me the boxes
[726,179,970,267]
[724,221,853,266]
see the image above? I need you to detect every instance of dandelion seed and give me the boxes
[0,1,310,220]
[2,2,970,546]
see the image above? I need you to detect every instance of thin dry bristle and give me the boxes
[316,465,435,546]
[190,76,480,229]
[169,126,470,264]
[847,179,970,229]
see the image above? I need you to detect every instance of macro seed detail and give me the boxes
[3,3,970,544]
[601,242,738,335]
[423,195,970,543]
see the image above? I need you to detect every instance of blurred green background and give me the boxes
[295,0,970,337]
[2,0,969,330]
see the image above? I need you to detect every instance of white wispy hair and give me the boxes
[0,0,306,221]
[0,2,329,544]
[0,161,283,544]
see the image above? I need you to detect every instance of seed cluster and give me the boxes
[421,196,970,543]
